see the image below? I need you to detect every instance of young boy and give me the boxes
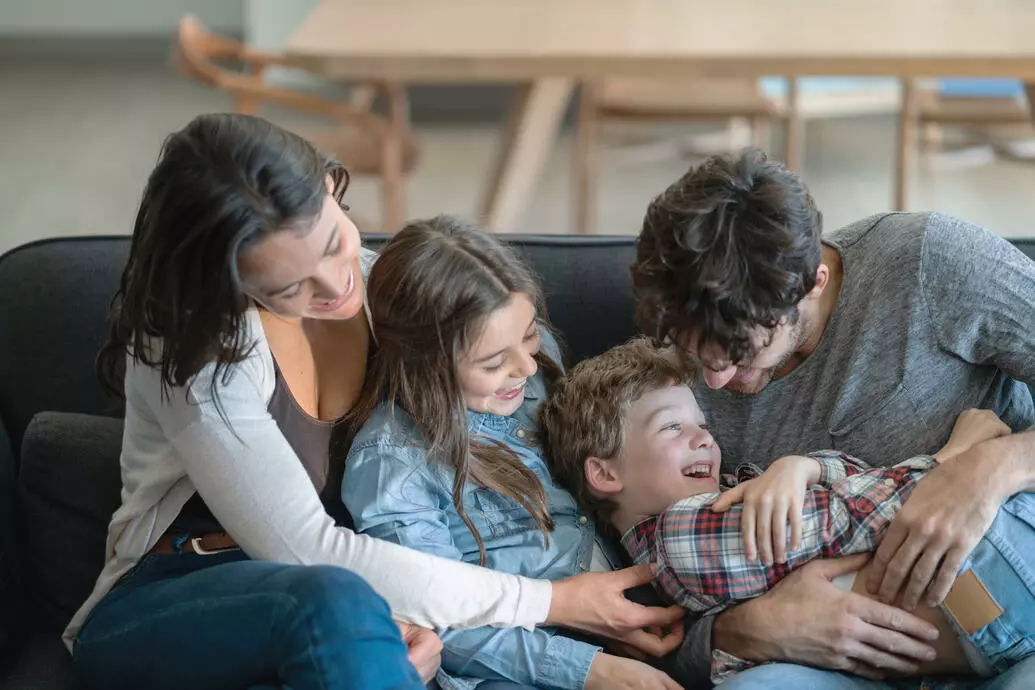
[539,338,1035,683]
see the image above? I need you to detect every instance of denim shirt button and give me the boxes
[578,561,587,571]
[577,515,588,525]
[516,428,527,439]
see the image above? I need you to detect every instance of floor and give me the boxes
[3,59,1035,257]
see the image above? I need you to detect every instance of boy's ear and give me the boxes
[585,456,623,497]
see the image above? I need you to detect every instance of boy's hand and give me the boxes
[711,455,820,566]
[933,408,1011,463]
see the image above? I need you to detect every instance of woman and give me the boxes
[67,113,684,690]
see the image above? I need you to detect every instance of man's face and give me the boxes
[676,313,810,395]
[609,384,722,518]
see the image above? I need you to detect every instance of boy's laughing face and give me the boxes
[600,384,722,523]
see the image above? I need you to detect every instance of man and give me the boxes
[630,148,1035,688]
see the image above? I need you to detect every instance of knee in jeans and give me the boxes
[280,566,388,623]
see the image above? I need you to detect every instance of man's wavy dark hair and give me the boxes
[631,148,823,364]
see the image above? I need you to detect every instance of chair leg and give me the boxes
[573,83,600,235]
[380,135,405,234]
[895,78,920,212]
[783,77,803,171]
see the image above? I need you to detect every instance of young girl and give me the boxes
[343,217,682,690]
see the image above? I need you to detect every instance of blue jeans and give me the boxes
[73,550,423,690]
[722,493,1035,690]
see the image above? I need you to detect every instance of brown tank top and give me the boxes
[170,358,354,533]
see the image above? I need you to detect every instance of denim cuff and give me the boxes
[536,635,600,690]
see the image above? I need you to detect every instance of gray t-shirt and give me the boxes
[677,211,1035,683]
[699,211,1035,471]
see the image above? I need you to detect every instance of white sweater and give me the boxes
[63,260,552,651]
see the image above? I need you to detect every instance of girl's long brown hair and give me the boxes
[350,215,560,564]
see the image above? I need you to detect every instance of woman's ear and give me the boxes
[325,174,335,194]
[585,456,623,497]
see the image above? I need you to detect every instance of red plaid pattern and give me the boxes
[622,451,937,615]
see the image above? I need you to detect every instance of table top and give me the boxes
[286,0,1035,81]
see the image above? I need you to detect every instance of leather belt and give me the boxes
[148,531,240,556]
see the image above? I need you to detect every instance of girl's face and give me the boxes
[458,292,541,417]
[238,176,364,321]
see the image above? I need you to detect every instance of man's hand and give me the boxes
[397,622,443,684]
[866,446,1004,610]
[714,554,938,680]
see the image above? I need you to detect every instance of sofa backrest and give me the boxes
[2,233,1035,458]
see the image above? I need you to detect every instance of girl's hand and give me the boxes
[711,455,820,566]
[547,565,685,657]
[396,622,443,684]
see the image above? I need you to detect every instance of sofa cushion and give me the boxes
[0,422,19,667]
[0,634,77,690]
[0,238,128,458]
[18,413,123,633]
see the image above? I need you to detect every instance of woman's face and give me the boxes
[238,177,364,321]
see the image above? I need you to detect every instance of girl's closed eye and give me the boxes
[484,358,506,373]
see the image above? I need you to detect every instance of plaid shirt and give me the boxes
[621,451,939,683]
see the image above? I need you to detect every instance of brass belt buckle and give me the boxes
[190,536,238,556]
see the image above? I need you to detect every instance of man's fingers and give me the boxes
[868,525,906,594]
[742,502,757,561]
[878,535,925,605]
[808,552,872,580]
[845,640,920,676]
[900,543,946,610]
[711,484,744,512]
[928,546,966,606]
[855,596,939,647]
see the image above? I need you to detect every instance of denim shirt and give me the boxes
[343,334,615,690]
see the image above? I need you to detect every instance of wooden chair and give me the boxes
[895,78,1032,211]
[573,77,799,234]
[174,15,419,233]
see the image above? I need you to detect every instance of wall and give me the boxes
[0,0,243,35]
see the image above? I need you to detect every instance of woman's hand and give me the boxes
[397,622,443,684]
[711,455,820,566]
[547,565,685,657]
[585,653,682,690]
[933,408,1011,463]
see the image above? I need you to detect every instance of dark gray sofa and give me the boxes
[0,233,1033,689]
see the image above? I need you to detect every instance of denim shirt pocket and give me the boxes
[471,488,538,540]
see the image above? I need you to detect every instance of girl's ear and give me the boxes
[585,456,623,497]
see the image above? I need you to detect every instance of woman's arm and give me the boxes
[139,352,552,631]
[343,437,600,689]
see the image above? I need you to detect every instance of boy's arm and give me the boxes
[807,450,870,487]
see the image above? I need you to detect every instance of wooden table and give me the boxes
[286,0,1035,232]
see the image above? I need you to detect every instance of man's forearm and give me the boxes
[983,429,1035,495]
[711,599,778,664]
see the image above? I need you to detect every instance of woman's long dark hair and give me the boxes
[97,113,348,403]
[349,216,561,565]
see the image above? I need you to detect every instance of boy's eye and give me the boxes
[662,422,682,433]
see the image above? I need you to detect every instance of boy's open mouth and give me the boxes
[682,461,713,479]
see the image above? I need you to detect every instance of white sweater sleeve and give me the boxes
[135,332,551,631]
